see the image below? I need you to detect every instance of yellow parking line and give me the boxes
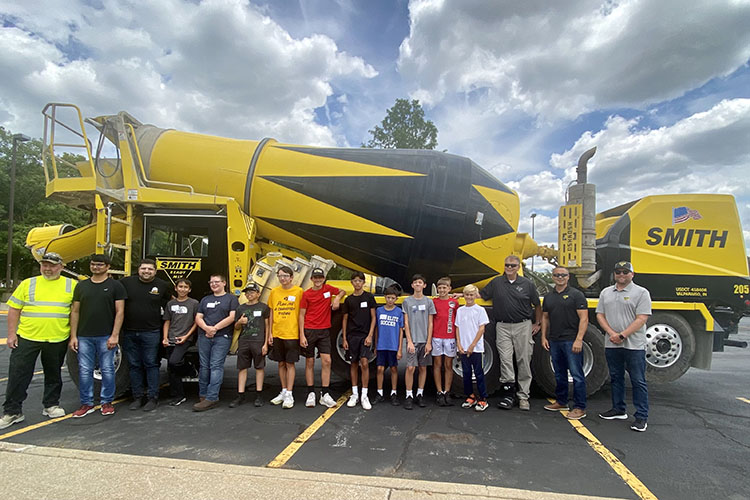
[0,370,44,384]
[266,391,350,468]
[736,397,750,405]
[0,396,129,441]
[549,400,658,500]
[0,338,6,345]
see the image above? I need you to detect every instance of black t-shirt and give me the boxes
[120,276,172,331]
[73,277,128,337]
[197,293,239,337]
[236,302,270,342]
[542,286,588,341]
[342,291,377,336]
[480,274,540,323]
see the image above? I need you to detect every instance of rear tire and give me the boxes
[450,319,500,396]
[644,312,694,383]
[66,345,131,399]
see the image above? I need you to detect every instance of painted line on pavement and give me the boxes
[0,338,6,345]
[0,370,43,384]
[548,399,658,500]
[736,397,750,405]
[266,391,350,468]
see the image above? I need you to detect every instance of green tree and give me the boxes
[0,127,89,288]
[364,98,438,149]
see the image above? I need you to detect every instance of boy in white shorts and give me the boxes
[432,276,458,406]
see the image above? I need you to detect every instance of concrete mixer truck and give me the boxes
[27,103,750,397]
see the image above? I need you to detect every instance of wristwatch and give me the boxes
[618,334,626,340]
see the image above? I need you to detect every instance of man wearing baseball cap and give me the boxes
[596,261,652,432]
[1,253,76,429]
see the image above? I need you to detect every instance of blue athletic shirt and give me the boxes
[376,305,404,351]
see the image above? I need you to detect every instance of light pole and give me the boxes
[530,213,537,272]
[5,133,31,291]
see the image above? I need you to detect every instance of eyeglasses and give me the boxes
[614,270,631,275]
[552,273,569,278]
[504,263,519,268]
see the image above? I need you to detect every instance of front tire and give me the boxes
[66,345,131,398]
[644,312,695,383]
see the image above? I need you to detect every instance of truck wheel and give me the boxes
[645,312,695,383]
[66,346,131,398]
[530,324,608,397]
[328,310,377,382]
[450,320,500,396]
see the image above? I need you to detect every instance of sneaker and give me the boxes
[462,395,477,409]
[72,405,95,418]
[390,394,400,406]
[497,398,513,410]
[566,408,586,420]
[270,392,285,405]
[373,394,385,405]
[347,393,358,408]
[361,395,372,410]
[129,397,145,411]
[544,401,569,412]
[192,399,218,412]
[404,396,414,410]
[416,394,426,408]
[599,409,628,420]
[142,398,159,412]
[0,413,24,429]
[101,403,115,416]
[254,395,264,407]
[229,394,245,408]
[42,406,66,418]
[282,393,294,409]
[305,392,317,408]
[169,397,187,407]
[443,393,454,406]
[436,392,446,407]
[475,400,489,412]
[519,399,530,411]
[320,393,337,408]
[631,418,648,432]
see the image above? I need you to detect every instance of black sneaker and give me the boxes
[630,418,648,432]
[169,397,186,407]
[373,394,385,405]
[390,394,400,406]
[404,396,413,410]
[497,397,513,410]
[129,397,145,411]
[229,394,245,408]
[416,394,426,408]
[142,398,158,412]
[436,392,446,407]
[443,393,454,406]
[254,395,264,407]
[599,408,628,420]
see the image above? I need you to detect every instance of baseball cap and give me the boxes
[40,252,63,265]
[614,261,634,273]
[242,283,260,293]
[311,268,326,278]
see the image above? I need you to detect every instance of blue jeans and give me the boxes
[605,348,648,420]
[122,330,161,399]
[550,340,587,410]
[198,334,231,401]
[460,352,487,399]
[78,336,116,406]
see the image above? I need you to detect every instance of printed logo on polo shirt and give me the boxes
[150,286,160,294]
[563,295,569,299]
[624,296,630,301]
[516,286,524,293]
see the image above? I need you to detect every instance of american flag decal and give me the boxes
[672,206,702,225]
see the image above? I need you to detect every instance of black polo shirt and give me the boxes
[542,286,587,341]
[121,275,172,331]
[480,274,540,323]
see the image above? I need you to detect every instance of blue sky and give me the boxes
[1,0,749,261]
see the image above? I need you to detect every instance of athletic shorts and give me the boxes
[269,338,300,364]
[237,338,266,370]
[376,350,398,367]
[301,328,331,358]
[405,342,432,367]
[346,333,372,361]
[432,338,456,357]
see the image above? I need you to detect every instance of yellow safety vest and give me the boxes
[7,276,76,342]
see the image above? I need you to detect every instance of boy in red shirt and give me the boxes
[432,276,458,406]
[299,268,345,408]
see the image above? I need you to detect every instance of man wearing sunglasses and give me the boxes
[596,261,652,432]
[480,255,541,411]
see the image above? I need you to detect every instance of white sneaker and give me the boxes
[270,392,285,405]
[347,393,358,407]
[305,392,316,408]
[42,406,66,418]
[320,393,337,408]
[0,413,25,430]
[361,395,372,410]
[282,393,294,409]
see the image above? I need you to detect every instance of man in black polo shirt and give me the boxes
[121,259,172,412]
[541,266,588,420]
[480,255,541,410]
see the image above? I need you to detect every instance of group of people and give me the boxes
[1,252,652,433]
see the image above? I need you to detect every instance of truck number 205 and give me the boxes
[733,284,750,294]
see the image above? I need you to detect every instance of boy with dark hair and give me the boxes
[162,278,199,407]
[342,271,377,410]
[432,276,458,406]
[230,283,270,408]
[456,284,490,412]
[374,286,404,406]
[402,274,436,410]
[268,265,306,409]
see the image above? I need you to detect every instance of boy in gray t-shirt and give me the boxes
[162,279,199,406]
[402,274,436,410]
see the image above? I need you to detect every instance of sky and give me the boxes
[2,0,750,268]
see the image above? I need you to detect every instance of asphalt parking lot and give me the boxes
[1,315,749,500]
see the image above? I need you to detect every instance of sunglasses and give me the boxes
[614,269,631,275]
[552,273,569,278]
[504,263,519,268]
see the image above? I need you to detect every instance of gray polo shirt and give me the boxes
[403,296,436,344]
[596,282,652,350]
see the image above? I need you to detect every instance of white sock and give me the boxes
[406,390,413,398]
[352,386,359,396]
[281,389,288,396]
[417,388,424,397]
[377,389,384,396]
[390,390,397,396]
[362,388,368,397]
